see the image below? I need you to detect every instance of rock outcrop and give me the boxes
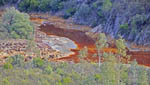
[42,35,77,57]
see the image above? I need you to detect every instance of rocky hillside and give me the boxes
[1,0,150,46]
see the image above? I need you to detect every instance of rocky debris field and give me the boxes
[0,40,27,52]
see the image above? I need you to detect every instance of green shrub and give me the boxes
[44,65,53,74]
[56,68,65,75]
[2,7,33,39]
[75,4,91,18]
[2,78,10,85]
[3,63,13,69]
[64,8,76,19]
[93,2,98,8]
[102,0,112,12]
[62,76,72,84]
[50,0,63,12]
[120,23,129,30]
[19,0,39,12]
[10,31,20,39]
[95,74,102,81]
[97,11,103,17]
[33,57,44,68]
[38,0,51,12]
[56,80,62,85]
[119,23,129,35]
[11,55,24,67]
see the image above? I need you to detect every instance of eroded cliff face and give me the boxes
[55,0,150,46]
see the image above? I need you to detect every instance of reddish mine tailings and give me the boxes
[39,23,95,47]
[39,21,150,66]
[39,23,96,62]
[128,51,150,66]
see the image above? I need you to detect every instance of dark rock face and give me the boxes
[102,0,150,45]
[134,28,150,45]
[58,0,150,46]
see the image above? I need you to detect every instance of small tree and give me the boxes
[3,56,13,69]
[62,76,72,85]
[3,63,13,69]
[38,0,51,12]
[44,65,53,74]
[138,66,148,85]
[49,0,63,12]
[96,33,108,66]
[78,46,88,59]
[128,60,138,85]
[33,57,44,68]
[100,52,118,85]
[120,64,129,84]
[19,0,39,12]
[2,78,10,85]
[115,37,130,84]
[102,0,112,12]
[11,55,24,67]
[116,37,127,57]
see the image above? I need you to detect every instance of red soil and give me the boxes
[31,15,150,66]
[128,51,150,66]
[39,24,118,63]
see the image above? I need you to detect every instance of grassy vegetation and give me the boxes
[0,53,149,85]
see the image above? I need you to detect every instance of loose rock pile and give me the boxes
[0,40,27,52]
[0,40,28,65]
